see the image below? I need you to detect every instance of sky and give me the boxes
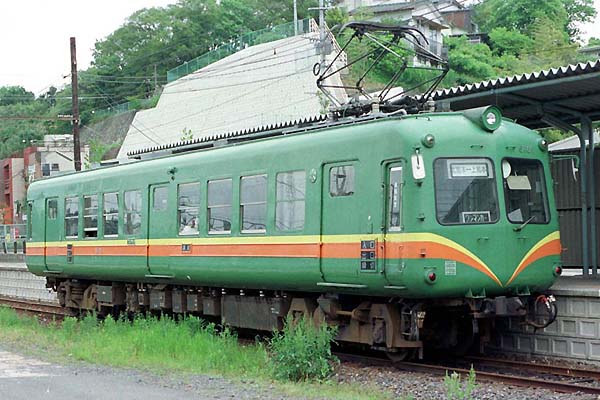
[0,0,599,95]
[0,1,177,95]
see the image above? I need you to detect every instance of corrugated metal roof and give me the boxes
[432,59,600,129]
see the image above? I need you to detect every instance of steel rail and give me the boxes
[0,296,72,317]
[336,352,600,395]
[394,361,600,395]
[465,356,600,380]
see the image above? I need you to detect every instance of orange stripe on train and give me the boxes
[506,238,561,286]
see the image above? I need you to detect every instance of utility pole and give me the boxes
[70,37,82,171]
[319,0,327,69]
[153,64,158,94]
[293,0,298,35]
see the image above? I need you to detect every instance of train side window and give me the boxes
[83,195,99,239]
[208,179,232,234]
[103,193,119,237]
[65,197,79,239]
[47,199,58,220]
[276,170,305,231]
[388,167,403,231]
[124,190,142,235]
[179,183,200,235]
[240,174,267,233]
[329,165,355,197]
[153,187,168,211]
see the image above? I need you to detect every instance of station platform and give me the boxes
[490,276,600,363]
[0,260,57,304]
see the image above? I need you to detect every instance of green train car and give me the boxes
[25,106,561,357]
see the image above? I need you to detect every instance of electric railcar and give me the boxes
[25,106,562,357]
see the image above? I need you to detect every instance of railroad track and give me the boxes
[337,352,600,395]
[0,296,72,319]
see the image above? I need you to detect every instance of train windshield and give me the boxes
[434,158,499,225]
[502,158,549,224]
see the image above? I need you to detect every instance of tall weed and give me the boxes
[268,316,338,382]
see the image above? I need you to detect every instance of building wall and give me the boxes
[551,151,600,270]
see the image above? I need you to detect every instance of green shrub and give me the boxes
[444,367,476,400]
[268,316,338,382]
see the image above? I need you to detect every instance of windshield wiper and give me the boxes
[513,216,535,232]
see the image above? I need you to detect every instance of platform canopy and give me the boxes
[432,59,600,129]
[430,59,600,276]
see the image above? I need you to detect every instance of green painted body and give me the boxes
[26,112,561,298]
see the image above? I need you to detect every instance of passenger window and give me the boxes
[65,197,79,238]
[153,187,168,211]
[388,167,403,231]
[124,190,142,235]
[208,179,232,234]
[179,183,200,235]
[329,165,355,197]
[83,195,98,238]
[240,175,267,233]
[103,193,119,237]
[47,199,58,220]
[276,171,305,231]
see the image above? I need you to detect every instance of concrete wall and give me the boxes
[489,277,600,363]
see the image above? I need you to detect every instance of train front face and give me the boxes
[389,108,561,299]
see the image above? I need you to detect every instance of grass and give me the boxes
[0,307,392,400]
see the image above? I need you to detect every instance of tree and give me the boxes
[562,0,597,38]
[444,36,496,84]
[0,86,35,107]
[474,0,596,41]
[488,28,534,57]
[525,17,578,69]
[474,0,568,36]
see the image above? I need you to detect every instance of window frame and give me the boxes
[103,192,119,238]
[329,165,355,197]
[152,186,169,212]
[178,182,200,236]
[124,190,143,236]
[502,157,551,225]
[47,199,58,220]
[275,170,306,232]
[64,196,79,239]
[433,157,500,226]
[387,165,403,232]
[83,194,99,239]
[207,178,233,235]
[240,174,267,234]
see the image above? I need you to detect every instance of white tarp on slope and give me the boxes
[117,32,346,159]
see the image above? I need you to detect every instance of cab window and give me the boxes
[434,158,499,225]
[503,158,549,224]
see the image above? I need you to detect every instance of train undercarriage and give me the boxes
[47,278,554,360]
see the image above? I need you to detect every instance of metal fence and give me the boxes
[167,19,312,83]
[93,96,159,118]
[0,224,27,254]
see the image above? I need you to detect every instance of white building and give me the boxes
[117,24,347,159]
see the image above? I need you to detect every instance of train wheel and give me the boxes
[385,349,417,362]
